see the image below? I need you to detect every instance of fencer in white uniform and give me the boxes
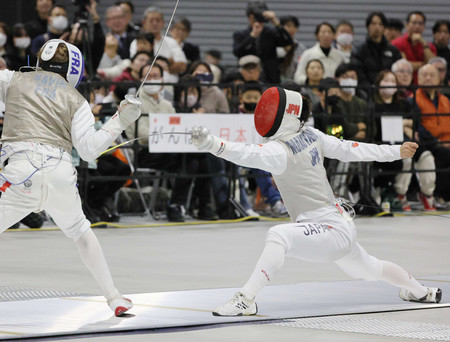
[0,40,141,316]
[191,86,442,316]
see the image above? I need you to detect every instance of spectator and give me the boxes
[132,6,187,77]
[173,74,205,113]
[334,20,354,63]
[221,69,245,113]
[24,0,54,40]
[384,18,404,42]
[4,23,33,71]
[372,70,435,212]
[428,57,448,90]
[170,17,200,64]
[115,1,140,34]
[31,4,68,55]
[351,12,401,92]
[432,20,450,78]
[189,61,230,113]
[410,64,450,207]
[392,58,414,99]
[277,15,306,80]
[294,22,345,84]
[299,59,324,106]
[238,54,262,82]
[205,49,222,68]
[233,1,292,84]
[105,5,135,60]
[391,11,437,84]
[335,63,371,141]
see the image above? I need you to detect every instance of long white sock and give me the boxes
[380,260,427,298]
[241,242,286,300]
[74,229,121,300]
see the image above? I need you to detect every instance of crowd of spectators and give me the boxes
[2,0,450,225]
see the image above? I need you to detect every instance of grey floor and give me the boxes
[1,214,449,341]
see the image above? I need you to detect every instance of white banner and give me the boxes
[147,113,261,152]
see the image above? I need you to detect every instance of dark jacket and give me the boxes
[351,36,401,89]
[233,25,292,84]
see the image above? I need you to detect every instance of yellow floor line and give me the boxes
[0,330,24,336]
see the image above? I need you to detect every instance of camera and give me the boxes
[72,0,99,22]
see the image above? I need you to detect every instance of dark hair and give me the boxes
[12,23,27,37]
[300,94,312,124]
[432,20,450,34]
[306,59,324,71]
[366,12,387,28]
[334,63,357,78]
[50,4,67,16]
[280,15,300,28]
[155,55,170,66]
[315,22,335,35]
[175,17,192,33]
[131,51,152,63]
[188,61,212,75]
[337,20,353,32]
[238,81,262,94]
[280,79,301,92]
[206,49,221,60]
[374,70,399,104]
[318,77,340,92]
[174,74,202,111]
[34,0,55,7]
[386,18,404,31]
[136,32,154,46]
[406,11,426,24]
[246,1,268,17]
[115,1,135,13]
[139,62,163,79]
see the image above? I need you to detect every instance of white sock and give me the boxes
[241,242,285,300]
[380,260,427,298]
[74,229,121,300]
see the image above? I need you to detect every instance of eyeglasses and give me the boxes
[396,69,412,74]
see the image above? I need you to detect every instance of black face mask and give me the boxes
[243,102,257,111]
[326,94,340,106]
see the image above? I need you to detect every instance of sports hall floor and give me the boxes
[0,212,449,341]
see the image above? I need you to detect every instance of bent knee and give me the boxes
[266,224,290,250]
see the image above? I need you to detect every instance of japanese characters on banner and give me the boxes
[148,113,261,152]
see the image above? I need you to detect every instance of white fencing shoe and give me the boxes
[108,296,133,316]
[399,287,442,303]
[212,292,257,316]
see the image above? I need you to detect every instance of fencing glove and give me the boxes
[191,126,225,155]
[101,95,142,139]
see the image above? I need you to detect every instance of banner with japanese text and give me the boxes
[147,113,261,152]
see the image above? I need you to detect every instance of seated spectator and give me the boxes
[432,20,450,77]
[299,59,324,106]
[115,1,140,34]
[391,11,437,84]
[233,1,292,83]
[105,5,136,60]
[31,4,68,55]
[277,15,306,80]
[294,22,345,84]
[238,54,262,82]
[174,75,205,113]
[132,6,187,78]
[428,57,449,96]
[409,64,450,208]
[204,49,223,83]
[221,69,244,113]
[351,12,401,93]
[372,70,435,211]
[170,17,200,65]
[0,23,15,64]
[384,18,404,42]
[392,58,414,99]
[334,20,354,63]
[24,0,54,40]
[5,23,34,71]
[189,61,230,113]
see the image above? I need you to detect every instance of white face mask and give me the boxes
[187,94,198,107]
[336,33,353,46]
[94,94,105,104]
[0,33,7,47]
[15,37,31,49]
[143,79,162,95]
[51,16,68,31]
[379,81,397,97]
[339,78,357,95]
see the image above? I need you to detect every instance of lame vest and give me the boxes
[1,71,85,153]
[416,88,450,142]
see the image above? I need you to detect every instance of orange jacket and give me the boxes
[416,88,450,142]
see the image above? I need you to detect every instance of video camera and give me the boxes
[72,0,99,21]
[246,1,269,23]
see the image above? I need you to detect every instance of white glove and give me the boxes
[101,95,142,138]
[191,126,225,154]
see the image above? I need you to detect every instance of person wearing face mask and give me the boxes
[6,23,35,71]
[24,0,55,40]
[351,12,402,92]
[372,70,435,212]
[0,23,15,65]
[334,20,354,63]
[189,61,230,113]
[31,5,69,55]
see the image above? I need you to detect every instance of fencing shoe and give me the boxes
[418,192,436,211]
[108,296,133,316]
[212,292,257,316]
[271,200,288,217]
[399,287,442,303]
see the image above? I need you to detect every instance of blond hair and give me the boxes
[37,43,69,64]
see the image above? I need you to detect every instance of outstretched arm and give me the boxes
[191,126,287,175]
